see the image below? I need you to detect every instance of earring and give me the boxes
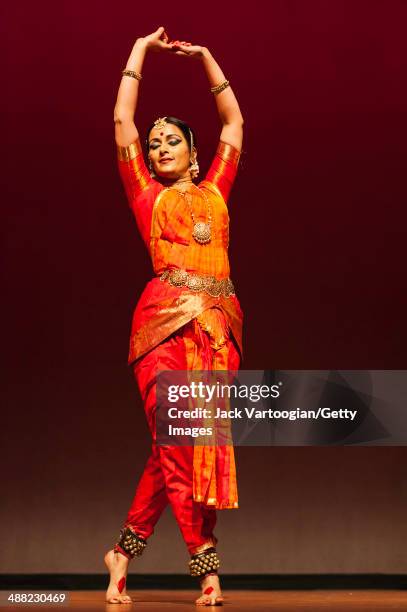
[189,157,199,179]
[148,157,156,178]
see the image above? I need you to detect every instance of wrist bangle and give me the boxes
[122,69,142,81]
[210,79,229,95]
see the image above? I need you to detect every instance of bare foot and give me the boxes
[104,549,132,604]
[195,573,224,606]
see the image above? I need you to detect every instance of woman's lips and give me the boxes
[159,158,173,164]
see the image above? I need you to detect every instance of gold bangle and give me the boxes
[210,79,229,95]
[122,69,142,81]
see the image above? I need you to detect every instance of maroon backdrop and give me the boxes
[2,1,407,573]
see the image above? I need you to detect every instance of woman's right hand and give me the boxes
[139,26,172,53]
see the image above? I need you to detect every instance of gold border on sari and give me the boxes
[128,291,243,366]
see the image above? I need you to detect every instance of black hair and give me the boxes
[145,116,197,154]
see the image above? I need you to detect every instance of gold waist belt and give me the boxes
[159,268,235,298]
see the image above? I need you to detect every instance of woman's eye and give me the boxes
[149,139,181,150]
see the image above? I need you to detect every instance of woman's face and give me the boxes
[148,123,193,179]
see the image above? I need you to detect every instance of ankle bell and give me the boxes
[189,547,220,578]
[114,527,147,559]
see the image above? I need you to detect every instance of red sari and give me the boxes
[115,136,243,554]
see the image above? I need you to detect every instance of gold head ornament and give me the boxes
[153,117,168,129]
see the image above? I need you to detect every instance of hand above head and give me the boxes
[169,40,205,59]
[140,26,173,53]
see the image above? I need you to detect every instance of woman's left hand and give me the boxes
[169,40,205,58]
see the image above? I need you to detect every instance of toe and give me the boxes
[206,595,223,606]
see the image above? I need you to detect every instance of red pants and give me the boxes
[121,312,240,555]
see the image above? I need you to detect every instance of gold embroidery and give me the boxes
[117,138,143,162]
[218,140,241,165]
[128,288,243,365]
[196,308,229,351]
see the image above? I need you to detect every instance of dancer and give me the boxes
[104,26,244,606]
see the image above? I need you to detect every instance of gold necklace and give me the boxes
[164,183,212,244]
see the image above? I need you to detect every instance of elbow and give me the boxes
[113,106,133,124]
[223,114,244,128]
[113,107,123,124]
[222,107,244,126]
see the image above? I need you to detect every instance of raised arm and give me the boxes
[200,47,244,152]
[114,26,173,147]
[114,28,175,246]
[171,42,244,152]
